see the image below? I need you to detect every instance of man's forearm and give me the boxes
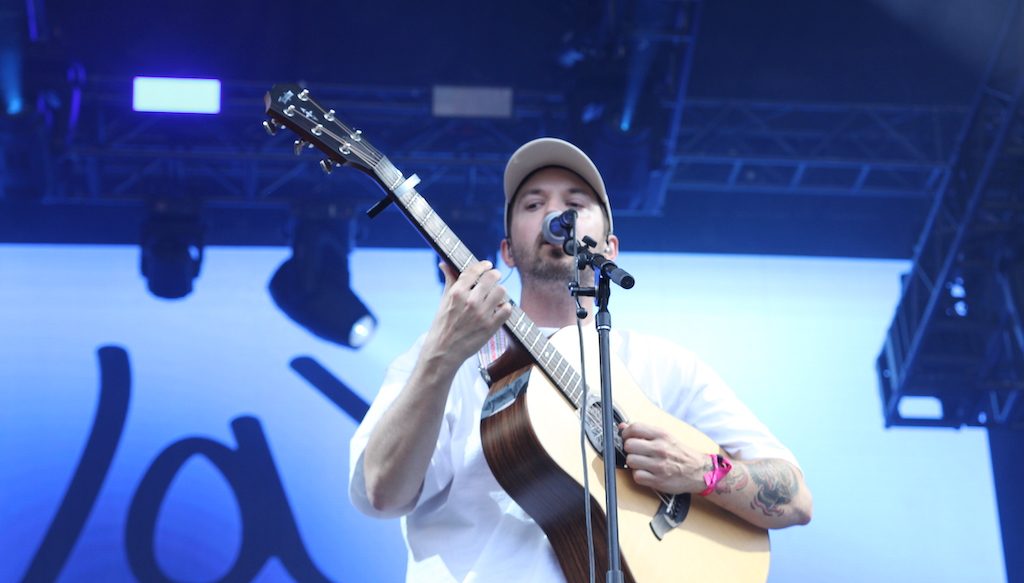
[361,350,460,513]
[708,458,813,529]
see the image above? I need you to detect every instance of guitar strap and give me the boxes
[476,328,512,371]
[476,325,559,374]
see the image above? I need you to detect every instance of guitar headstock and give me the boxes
[263,83,382,182]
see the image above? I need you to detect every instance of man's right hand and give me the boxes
[423,260,512,366]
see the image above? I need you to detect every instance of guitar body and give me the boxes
[481,327,770,583]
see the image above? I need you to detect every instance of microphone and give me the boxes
[541,209,577,246]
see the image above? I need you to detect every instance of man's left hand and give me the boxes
[619,421,709,494]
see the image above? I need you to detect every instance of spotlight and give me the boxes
[140,205,204,299]
[944,276,969,318]
[269,207,376,348]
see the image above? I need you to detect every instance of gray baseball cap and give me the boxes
[502,137,613,235]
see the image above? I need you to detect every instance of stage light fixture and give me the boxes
[269,209,376,349]
[0,14,23,115]
[140,207,204,299]
[132,76,221,114]
[944,275,969,318]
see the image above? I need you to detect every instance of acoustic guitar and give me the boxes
[263,83,770,583]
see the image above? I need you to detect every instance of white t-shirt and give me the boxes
[349,327,798,582]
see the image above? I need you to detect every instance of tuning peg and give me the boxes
[293,139,309,156]
[320,159,336,174]
[263,119,281,136]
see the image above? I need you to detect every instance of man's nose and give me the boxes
[544,200,569,214]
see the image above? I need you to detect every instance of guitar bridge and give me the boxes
[649,493,690,540]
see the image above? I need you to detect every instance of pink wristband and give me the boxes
[699,454,732,496]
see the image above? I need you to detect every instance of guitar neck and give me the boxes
[375,156,588,411]
[261,83,588,413]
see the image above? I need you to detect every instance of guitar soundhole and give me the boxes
[584,401,627,468]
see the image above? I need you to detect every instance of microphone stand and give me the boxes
[566,232,635,583]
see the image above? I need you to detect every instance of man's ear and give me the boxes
[500,237,515,267]
[603,234,620,260]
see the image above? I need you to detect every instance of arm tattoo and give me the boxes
[747,461,798,517]
[714,463,749,494]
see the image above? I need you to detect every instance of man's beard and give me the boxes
[509,237,575,285]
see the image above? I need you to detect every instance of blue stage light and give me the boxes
[1,31,22,116]
[4,95,22,116]
[132,77,221,114]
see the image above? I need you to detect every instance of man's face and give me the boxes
[501,167,618,285]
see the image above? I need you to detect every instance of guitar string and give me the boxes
[294,95,476,273]
[291,91,674,507]
[501,321,680,511]
[560,354,673,507]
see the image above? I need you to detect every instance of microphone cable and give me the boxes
[569,232,598,583]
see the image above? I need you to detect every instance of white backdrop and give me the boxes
[0,244,1005,582]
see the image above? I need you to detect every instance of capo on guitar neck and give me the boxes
[366,173,422,219]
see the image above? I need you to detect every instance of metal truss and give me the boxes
[34,78,568,213]
[0,115,50,201]
[2,1,967,223]
[876,0,1024,429]
[1,80,965,210]
[652,99,966,211]
[0,130,10,200]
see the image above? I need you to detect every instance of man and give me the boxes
[350,138,813,581]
